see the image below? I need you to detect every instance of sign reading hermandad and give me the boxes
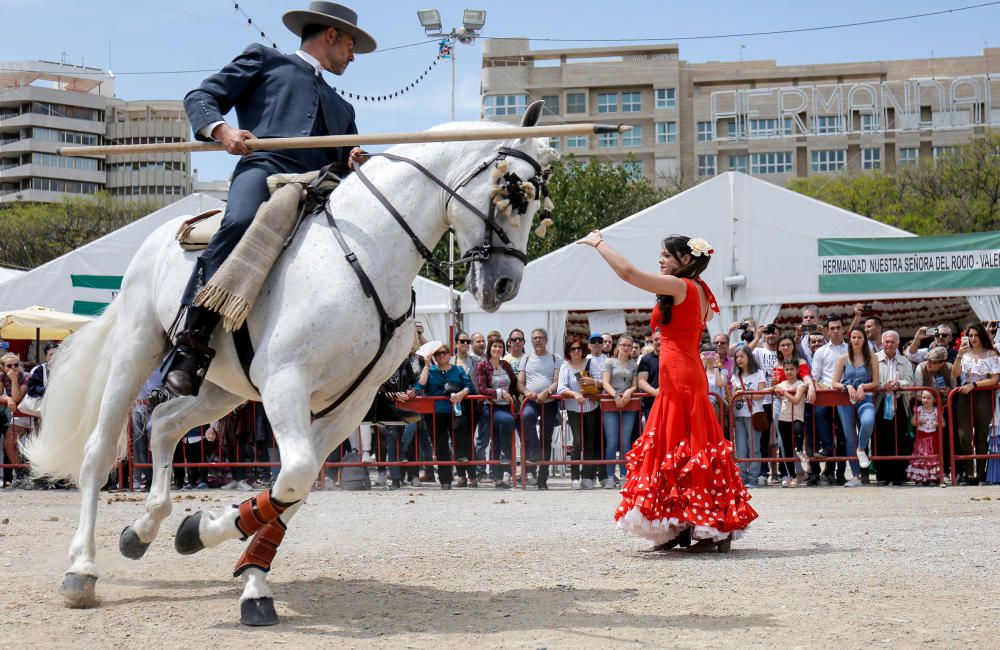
[818,232,1000,293]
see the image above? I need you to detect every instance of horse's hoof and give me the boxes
[240,597,279,626]
[174,511,205,555]
[119,525,151,560]
[60,572,98,608]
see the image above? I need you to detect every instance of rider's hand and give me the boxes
[349,147,369,167]
[212,124,255,156]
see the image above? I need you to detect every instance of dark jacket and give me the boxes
[184,43,357,171]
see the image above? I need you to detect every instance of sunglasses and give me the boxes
[569,346,583,351]
[508,337,524,343]
[433,349,450,356]
[4,363,19,368]
[457,338,471,344]
[935,333,951,338]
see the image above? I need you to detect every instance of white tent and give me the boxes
[0,267,24,285]
[0,193,460,335]
[463,172,997,353]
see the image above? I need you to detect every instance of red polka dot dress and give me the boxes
[615,278,758,544]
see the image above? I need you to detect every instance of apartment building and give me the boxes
[0,60,191,206]
[481,40,1000,186]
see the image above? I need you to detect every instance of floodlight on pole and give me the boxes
[414,8,487,348]
[416,9,442,33]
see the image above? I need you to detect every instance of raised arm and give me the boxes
[578,231,687,299]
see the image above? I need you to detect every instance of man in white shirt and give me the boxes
[811,316,849,474]
[873,330,914,485]
[517,328,563,489]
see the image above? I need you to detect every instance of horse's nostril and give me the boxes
[495,277,514,299]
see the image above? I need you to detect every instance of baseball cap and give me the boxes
[926,346,948,362]
[588,332,603,343]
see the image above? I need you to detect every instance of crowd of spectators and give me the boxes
[3,309,999,492]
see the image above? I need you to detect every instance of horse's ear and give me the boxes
[520,100,544,128]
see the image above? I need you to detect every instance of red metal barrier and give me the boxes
[729,386,945,485]
[947,385,1000,485]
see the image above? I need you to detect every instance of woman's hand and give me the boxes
[574,392,585,405]
[524,390,537,402]
[855,385,866,401]
[205,427,217,443]
[537,388,550,403]
[577,230,603,248]
[846,385,858,402]
[959,383,976,394]
[806,384,816,403]
[2,395,15,409]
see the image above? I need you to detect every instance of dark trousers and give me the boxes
[173,438,206,487]
[874,397,911,483]
[451,410,476,480]
[759,402,778,478]
[815,405,847,481]
[567,408,601,481]
[521,400,560,480]
[424,413,455,485]
[777,419,803,477]
[955,390,994,479]
[181,163,278,306]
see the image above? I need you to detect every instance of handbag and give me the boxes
[17,365,45,418]
[578,359,601,397]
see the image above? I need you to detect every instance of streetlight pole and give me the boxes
[416,9,487,346]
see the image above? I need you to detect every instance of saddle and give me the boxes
[176,209,223,251]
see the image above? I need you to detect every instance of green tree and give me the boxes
[0,193,160,269]
[789,130,1000,235]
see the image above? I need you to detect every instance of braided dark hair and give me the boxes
[656,235,712,326]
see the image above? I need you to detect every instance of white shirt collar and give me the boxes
[295,49,324,76]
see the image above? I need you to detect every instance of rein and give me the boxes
[308,144,546,420]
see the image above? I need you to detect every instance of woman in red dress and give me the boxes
[579,231,758,552]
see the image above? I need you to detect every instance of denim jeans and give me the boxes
[602,409,636,480]
[521,400,560,480]
[480,403,516,480]
[130,404,152,486]
[733,416,760,483]
[813,404,836,454]
[837,397,875,476]
[382,425,404,480]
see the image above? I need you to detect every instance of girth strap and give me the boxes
[310,206,414,421]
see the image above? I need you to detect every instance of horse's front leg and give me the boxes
[119,383,242,560]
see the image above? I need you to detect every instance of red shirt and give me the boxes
[772,361,810,385]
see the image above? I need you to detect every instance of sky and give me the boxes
[4,0,1000,181]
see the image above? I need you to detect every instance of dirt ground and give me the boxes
[1,480,998,648]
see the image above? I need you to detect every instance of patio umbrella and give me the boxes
[0,305,93,362]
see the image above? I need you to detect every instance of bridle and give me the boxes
[304,142,549,420]
[349,144,550,282]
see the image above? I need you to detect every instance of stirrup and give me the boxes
[161,338,215,397]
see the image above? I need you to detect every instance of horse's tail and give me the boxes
[21,299,124,481]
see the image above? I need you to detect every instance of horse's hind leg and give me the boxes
[63,340,162,607]
[119,383,242,559]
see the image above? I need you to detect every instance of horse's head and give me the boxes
[447,101,558,312]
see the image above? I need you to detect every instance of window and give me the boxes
[655,88,676,109]
[621,160,643,179]
[31,152,101,171]
[697,121,714,142]
[655,121,676,144]
[697,154,717,177]
[483,94,527,116]
[621,92,641,113]
[748,118,792,138]
[750,151,794,174]
[540,95,559,116]
[30,177,100,194]
[728,155,748,174]
[598,93,618,113]
[622,125,642,147]
[810,149,846,172]
[547,137,560,151]
[812,115,843,135]
[567,135,587,149]
[933,146,959,160]
[727,120,745,140]
[899,147,919,166]
[597,132,618,148]
[862,147,881,170]
[31,127,99,146]
[860,114,879,133]
[566,92,586,114]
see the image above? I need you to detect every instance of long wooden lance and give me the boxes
[57,123,632,156]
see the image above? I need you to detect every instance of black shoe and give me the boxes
[877,480,891,486]
[162,307,220,397]
[494,480,511,490]
[388,479,401,490]
[806,477,819,487]
[537,478,548,490]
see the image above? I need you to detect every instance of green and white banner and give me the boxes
[818,232,1000,293]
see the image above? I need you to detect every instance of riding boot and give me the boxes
[161,306,221,397]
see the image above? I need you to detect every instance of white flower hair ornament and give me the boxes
[687,238,715,257]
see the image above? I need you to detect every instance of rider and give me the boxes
[162,2,376,396]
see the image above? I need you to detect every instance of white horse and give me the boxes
[23,104,554,626]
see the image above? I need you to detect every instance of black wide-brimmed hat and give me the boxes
[282,2,377,53]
